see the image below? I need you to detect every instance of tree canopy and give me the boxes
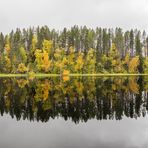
[0,26,148,74]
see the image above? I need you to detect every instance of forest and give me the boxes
[0,26,148,74]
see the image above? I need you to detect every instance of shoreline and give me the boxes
[0,73,148,77]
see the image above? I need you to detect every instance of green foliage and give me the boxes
[0,26,148,74]
[19,47,27,63]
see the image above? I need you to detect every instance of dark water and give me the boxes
[0,76,148,148]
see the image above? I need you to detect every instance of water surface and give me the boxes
[0,76,148,148]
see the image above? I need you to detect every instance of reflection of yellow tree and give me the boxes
[32,77,141,112]
[3,79,13,111]
[34,79,51,101]
[129,77,139,94]
[5,96,11,110]
[17,79,29,88]
[62,76,70,82]
[3,79,12,95]
[52,84,63,103]
[74,80,84,100]
[0,76,146,122]
[42,100,52,110]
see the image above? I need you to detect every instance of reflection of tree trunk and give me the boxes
[146,92,148,111]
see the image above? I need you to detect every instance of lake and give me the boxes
[0,76,148,148]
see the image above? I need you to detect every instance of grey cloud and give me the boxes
[0,0,148,33]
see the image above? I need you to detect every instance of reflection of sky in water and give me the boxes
[0,115,148,148]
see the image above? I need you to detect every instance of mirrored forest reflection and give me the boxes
[0,76,148,123]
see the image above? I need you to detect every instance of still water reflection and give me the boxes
[0,76,148,122]
[1,76,148,148]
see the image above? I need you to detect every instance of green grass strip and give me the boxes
[0,73,148,77]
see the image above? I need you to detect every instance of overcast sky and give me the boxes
[1,0,148,33]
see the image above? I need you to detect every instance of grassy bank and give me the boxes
[0,73,148,77]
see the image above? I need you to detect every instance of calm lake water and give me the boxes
[0,76,148,148]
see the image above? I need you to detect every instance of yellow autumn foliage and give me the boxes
[143,57,148,73]
[17,63,28,73]
[63,70,70,76]
[110,43,119,57]
[31,35,37,51]
[28,71,35,80]
[42,51,51,72]
[54,48,62,59]
[5,44,11,54]
[3,56,11,72]
[112,60,117,66]
[124,53,130,64]
[75,53,84,72]
[42,39,53,54]
[35,49,51,72]
[128,56,139,73]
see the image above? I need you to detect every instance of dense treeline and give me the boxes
[1,26,148,74]
[0,77,148,123]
